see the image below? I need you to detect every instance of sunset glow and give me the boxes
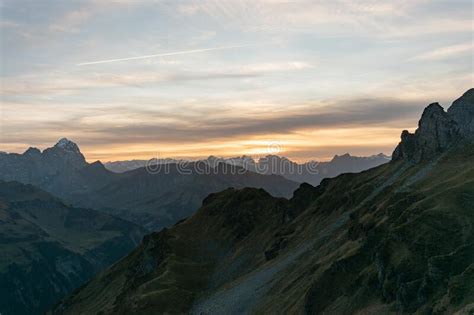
[1,0,472,162]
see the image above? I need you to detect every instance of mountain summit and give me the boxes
[0,138,87,186]
[54,138,82,153]
[448,88,474,137]
[44,138,86,169]
[393,88,474,162]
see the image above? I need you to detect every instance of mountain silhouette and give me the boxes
[104,153,390,186]
[0,141,299,230]
[52,89,474,314]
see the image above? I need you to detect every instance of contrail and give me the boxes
[77,44,249,66]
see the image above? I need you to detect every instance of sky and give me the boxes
[0,0,473,162]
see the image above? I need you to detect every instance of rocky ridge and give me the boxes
[393,88,474,162]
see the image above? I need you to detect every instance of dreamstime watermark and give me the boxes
[145,142,320,176]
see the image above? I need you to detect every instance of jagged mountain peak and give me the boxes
[331,153,351,161]
[419,102,447,119]
[89,160,104,167]
[448,88,474,137]
[393,89,473,163]
[41,138,87,169]
[452,87,474,104]
[23,147,41,156]
[54,138,81,153]
[87,160,107,171]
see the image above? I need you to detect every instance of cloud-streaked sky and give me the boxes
[1,0,472,162]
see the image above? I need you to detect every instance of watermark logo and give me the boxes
[267,142,283,155]
[145,141,320,176]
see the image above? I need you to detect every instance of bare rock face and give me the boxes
[0,139,89,200]
[392,130,417,161]
[413,103,458,160]
[448,88,474,138]
[43,138,87,170]
[393,89,473,163]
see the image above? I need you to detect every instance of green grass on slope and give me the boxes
[53,188,288,314]
[298,145,474,314]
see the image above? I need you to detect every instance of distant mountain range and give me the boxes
[0,180,145,315]
[104,153,390,186]
[52,89,474,314]
[104,158,183,173]
[0,140,299,230]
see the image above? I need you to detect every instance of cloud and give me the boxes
[411,43,473,61]
[242,62,313,72]
[2,97,423,144]
[98,98,422,141]
[2,60,313,96]
[47,0,144,34]
[49,8,93,33]
[0,96,426,161]
[177,3,201,16]
[0,20,20,28]
[172,0,465,39]
[1,0,471,161]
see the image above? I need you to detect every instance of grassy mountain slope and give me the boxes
[0,181,146,315]
[52,142,474,314]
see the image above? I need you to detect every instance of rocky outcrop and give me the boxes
[448,88,474,137]
[393,88,474,162]
[0,138,87,185]
[42,138,87,170]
